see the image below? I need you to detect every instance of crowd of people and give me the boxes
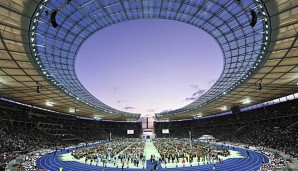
[259,149,288,170]
[155,98,298,160]
[0,100,142,170]
[153,139,229,167]
[71,139,146,168]
[1,97,297,170]
[0,117,66,169]
[155,99,298,170]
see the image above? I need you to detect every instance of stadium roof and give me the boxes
[0,0,297,121]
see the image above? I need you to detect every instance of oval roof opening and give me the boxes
[76,19,223,116]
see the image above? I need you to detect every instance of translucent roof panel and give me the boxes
[29,0,270,116]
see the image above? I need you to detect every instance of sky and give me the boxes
[75,19,223,117]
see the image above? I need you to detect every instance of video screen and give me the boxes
[127,130,134,134]
[162,129,169,134]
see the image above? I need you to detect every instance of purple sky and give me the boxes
[75,19,223,117]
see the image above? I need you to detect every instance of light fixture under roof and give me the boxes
[46,101,54,107]
[69,107,76,113]
[220,106,227,111]
[93,116,102,120]
[241,98,251,104]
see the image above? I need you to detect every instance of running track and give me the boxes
[37,146,269,171]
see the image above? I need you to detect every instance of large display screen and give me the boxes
[127,130,134,134]
[162,129,169,134]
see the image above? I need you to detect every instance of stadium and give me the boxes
[0,0,297,171]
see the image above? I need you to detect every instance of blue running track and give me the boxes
[37,146,268,171]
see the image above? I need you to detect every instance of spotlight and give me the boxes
[250,10,257,27]
[36,81,42,93]
[258,83,262,90]
[255,79,262,90]
[50,10,58,28]
[49,0,72,28]
[235,0,258,27]
[37,85,40,93]
[36,86,40,93]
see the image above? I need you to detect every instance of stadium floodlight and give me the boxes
[235,0,258,27]
[50,10,58,28]
[250,10,257,27]
[255,79,263,90]
[241,98,251,104]
[46,101,54,107]
[220,106,227,111]
[50,0,72,28]
[36,81,42,93]
[69,106,76,113]
[258,83,262,90]
[36,85,40,93]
